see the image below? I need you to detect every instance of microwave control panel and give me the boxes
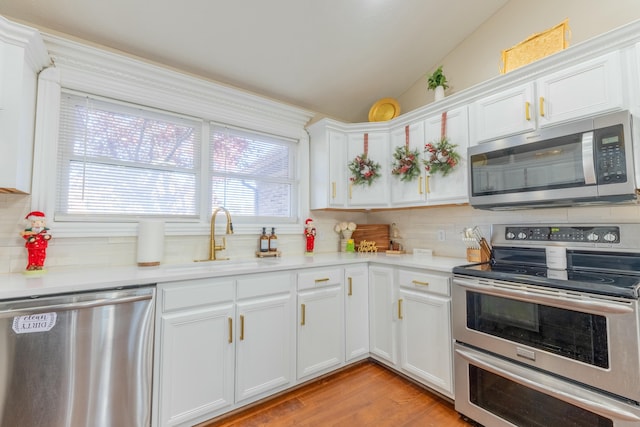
[595,124,627,183]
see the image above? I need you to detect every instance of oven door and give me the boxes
[454,343,640,427]
[452,275,640,402]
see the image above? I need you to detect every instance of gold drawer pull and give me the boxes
[398,299,403,320]
[301,303,306,325]
[348,277,353,296]
[412,280,429,286]
[228,317,233,343]
[314,278,330,283]
[240,314,245,340]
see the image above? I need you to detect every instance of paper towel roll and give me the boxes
[137,220,165,267]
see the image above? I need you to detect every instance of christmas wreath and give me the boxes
[423,137,460,177]
[348,153,381,186]
[391,145,421,182]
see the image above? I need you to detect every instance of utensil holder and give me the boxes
[467,238,491,263]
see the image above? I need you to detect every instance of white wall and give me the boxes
[399,0,640,112]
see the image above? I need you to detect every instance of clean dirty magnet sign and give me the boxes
[12,313,57,334]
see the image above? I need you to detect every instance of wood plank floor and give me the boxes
[200,361,473,427]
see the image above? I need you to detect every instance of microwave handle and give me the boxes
[456,346,640,422]
[582,131,597,184]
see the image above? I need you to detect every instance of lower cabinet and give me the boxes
[297,267,345,380]
[397,269,453,397]
[155,272,295,427]
[369,265,454,398]
[344,264,369,362]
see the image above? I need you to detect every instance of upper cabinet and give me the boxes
[470,51,623,145]
[0,17,50,194]
[346,130,389,208]
[389,121,426,206]
[308,121,347,209]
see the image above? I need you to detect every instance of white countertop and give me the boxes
[0,252,468,300]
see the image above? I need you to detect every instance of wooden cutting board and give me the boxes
[351,224,390,251]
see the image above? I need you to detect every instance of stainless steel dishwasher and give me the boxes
[0,285,155,427]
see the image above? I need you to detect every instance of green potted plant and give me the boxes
[427,66,448,101]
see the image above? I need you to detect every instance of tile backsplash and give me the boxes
[3,193,640,273]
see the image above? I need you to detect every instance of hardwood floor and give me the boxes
[200,361,472,427]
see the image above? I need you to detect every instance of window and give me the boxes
[210,125,297,223]
[54,91,299,226]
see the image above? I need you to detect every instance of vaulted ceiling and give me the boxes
[0,0,508,122]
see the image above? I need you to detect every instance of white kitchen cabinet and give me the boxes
[235,273,295,404]
[347,130,390,207]
[157,278,236,427]
[470,83,536,144]
[397,269,453,398]
[389,121,427,206]
[0,16,50,193]
[156,273,295,427]
[344,264,369,362]
[470,51,623,145]
[308,120,348,209]
[297,267,344,380]
[536,51,623,127]
[368,265,397,366]
[423,106,469,205]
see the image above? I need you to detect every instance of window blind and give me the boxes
[210,125,297,221]
[56,91,202,221]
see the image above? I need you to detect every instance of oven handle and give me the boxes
[454,278,633,314]
[456,346,640,422]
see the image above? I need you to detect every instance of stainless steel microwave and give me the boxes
[468,110,637,210]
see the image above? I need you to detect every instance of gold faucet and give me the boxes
[201,206,234,261]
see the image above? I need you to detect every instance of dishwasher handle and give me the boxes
[0,293,153,317]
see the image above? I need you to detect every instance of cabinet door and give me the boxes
[297,285,344,379]
[398,288,453,397]
[536,51,623,127]
[235,293,293,403]
[368,266,397,366]
[347,131,389,207]
[308,122,347,209]
[424,106,469,205]
[158,303,235,427]
[389,122,427,206]
[470,83,536,143]
[344,265,369,362]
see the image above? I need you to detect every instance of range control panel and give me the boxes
[504,226,620,244]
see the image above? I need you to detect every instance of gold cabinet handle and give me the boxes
[425,175,430,194]
[398,299,404,320]
[412,280,429,286]
[332,181,336,199]
[300,303,306,325]
[418,176,424,195]
[314,278,330,283]
[240,314,245,341]
[539,96,545,117]
[228,317,233,343]
[349,183,353,199]
[525,101,531,121]
[348,277,353,296]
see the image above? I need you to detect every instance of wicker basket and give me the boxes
[500,19,571,74]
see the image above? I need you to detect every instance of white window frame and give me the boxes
[31,33,313,238]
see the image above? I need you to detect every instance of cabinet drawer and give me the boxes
[161,278,235,312]
[237,272,294,299]
[297,267,343,290]
[397,269,450,296]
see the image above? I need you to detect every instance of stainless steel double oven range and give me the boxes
[452,224,640,427]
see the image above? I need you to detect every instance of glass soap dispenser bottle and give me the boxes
[269,227,278,252]
[260,227,269,252]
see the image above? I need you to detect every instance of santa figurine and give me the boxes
[20,211,52,272]
[304,218,316,254]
